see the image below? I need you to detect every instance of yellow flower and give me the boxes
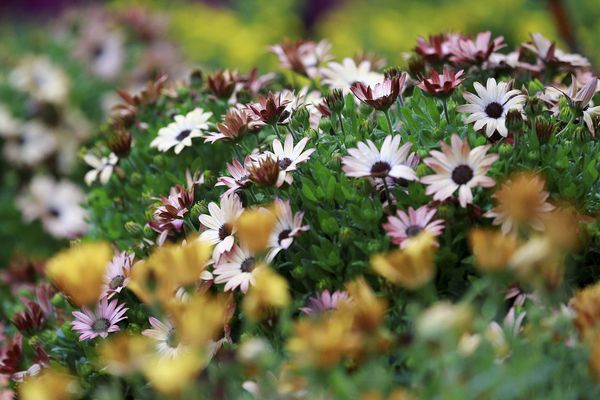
[416,302,472,341]
[570,280,600,341]
[343,277,387,333]
[142,352,204,396]
[371,232,435,289]
[46,242,112,307]
[469,228,518,272]
[168,293,231,348]
[19,368,78,400]
[243,265,290,321]
[97,333,152,376]
[590,331,600,380]
[287,311,362,369]
[235,206,277,252]
[509,236,565,290]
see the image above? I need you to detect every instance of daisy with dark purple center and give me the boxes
[342,135,417,183]
[142,317,185,359]
[71,297,128,341]
[300,290,352,315]
[150,108,212,154]
[383,206,445,248]
[216,158,252,197]
[265,198,309,262]
[421,134,498,208]
[102,251,134,298]
[213,245,260,293]
[198,193,244,260]
[267,133,315,186]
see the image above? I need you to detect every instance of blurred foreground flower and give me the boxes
[243,266,290,321]
[19,368,78,400]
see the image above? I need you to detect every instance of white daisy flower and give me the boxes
[9,56,69,104]
[0,104,21,138]
[198,193,244,260]
[457,78,527,138]
[341,135,417,182]
[84,152,118,185]
[102,251,134,299]
[320,58,383,96]
[265,198,309,262]
[421,134,498,208]
[213,245,261,293]
[142,317,186,359]
[266,133,315,186]
[150,108,212,154]
[3,122,57,167]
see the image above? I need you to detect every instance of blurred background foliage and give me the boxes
[110,0,599,71]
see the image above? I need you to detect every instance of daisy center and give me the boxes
[451,165,474,185]
[278,157,293,170]
[91,44,105,59]
[405,225,423,237]
[92,318,110,333]
[166,328,179,348]
[484,102,504,119]
[47,206,61,218]
[218,223,233,241]
[176,129,192,141]
[370,161,391,178]
[109,275,125,290]
[240,257,256,272]
[278,229,292,245]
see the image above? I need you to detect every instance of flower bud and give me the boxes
[190,201,209,221]
[124,221,143,236]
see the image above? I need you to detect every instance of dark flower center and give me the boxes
[218,223,233,241]
[48,206,61,218]
[278,157,292,170]
[451,165,474,185]
[240,257,256,272]
[92,318,110,333]
[175,129,192,141]
[370,161,391,178]
[278,229,292,245]
[484,102,504,119]
[109,275,125,290]
[91,44,105,59]
[166,328,179,348]
[405,225,423,237]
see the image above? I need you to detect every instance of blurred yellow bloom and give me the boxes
[142,352,204,396]
[590,331,600,380]
[46,242,112,307]
[570,280,600,341]
[243,265,290,321]
[97,333,152,376]
[287,311,362,369]
[343,277,387,333]
[469,228,518,271]
[509,236,565,290]
[235,206,277,252]
[19,368,78,400]
[371,232,435,289]
[168,292,231,348]
[543,205,587,251]
[416,302,473,341]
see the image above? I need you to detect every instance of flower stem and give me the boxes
[337,113,346,136]
[383,110,394,136]
[442,98,450,125]
[272,123,283,140]
[382,177,394,211]
[286,124,298,141]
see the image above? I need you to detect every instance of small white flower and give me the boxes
[265,198,309,262]
[9,56,69,104]
[198,193,244,260]
[150,108,212,154]
[267,133,315,186]
[320,58,383,96]
[84,152,118,185]
[457,78,527,138]
[213,245,260,293]
[3,122,57,167]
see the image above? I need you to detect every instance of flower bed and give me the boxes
[3,31,600,399]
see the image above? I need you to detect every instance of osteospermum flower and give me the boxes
[267,133,315,186]
[457,78,527,138]
[205,108,263,144]
[71,297,128,341]
[102,251,134,299]
[414,34,453,63]
[421,134,498,207]
[448,31,505,65]
[149,185,194,245]
[150,108,212,154]
[266,198,309,262]
[247,92,291,125]
[383,206,445,248]
[9,56,69,104]
[417,66,465,98]
[213,245,260,293]
[350,74,407,111]
[320,58,383,95]
[523,33,590,69]
[142,317,185,359]
[198,193,244,259]
[3,122,57,167]
[300,290,351,315]
[216,157,252,197]
[83,152,118,186]
[342,135,417,182]
[485,173,555,234]
[270,39,332,78]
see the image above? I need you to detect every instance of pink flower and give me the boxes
[71,297,128,341]
[216,158,252,197]
[449,31,505,65]
[148,184,194,245]
[300,290,351,314]
[213,245,260,293]
[383,206,445,248]
[102,251,134,298]
[350,74,407,111]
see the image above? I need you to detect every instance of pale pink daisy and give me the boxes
[267,133,315,186]
[216,157,252,197]
[142,317,185,359]
[421,134,498,208]
[213,245,260,293]
[457,78,527,138]
[265,198,309,262]
[383,206,445,248]
[300,290,352,315]
[102,251,134,298]
[198,193,244,259]
[342,135,417,182]
[71,297,128,341]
